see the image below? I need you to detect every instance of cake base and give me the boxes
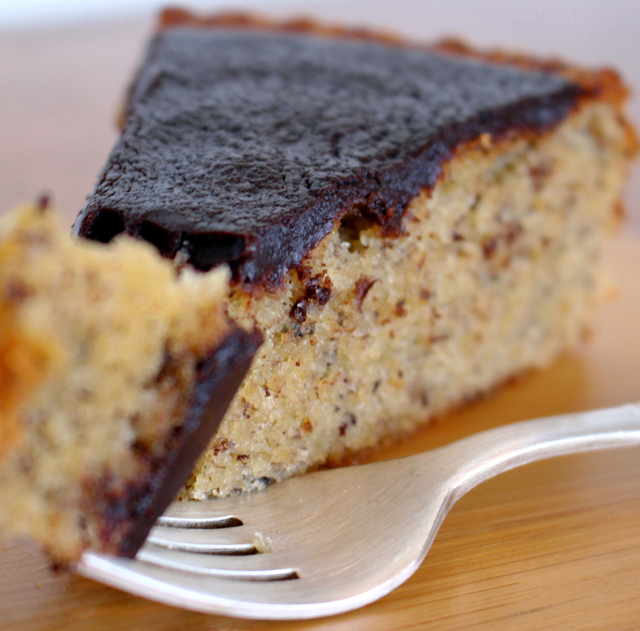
[185,99,636,497]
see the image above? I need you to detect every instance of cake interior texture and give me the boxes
[0,204,254,561]
[74,16,638,499]
[186,99,636,498]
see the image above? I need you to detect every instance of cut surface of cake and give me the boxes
[0,203,261,562]
[75,11,638,498]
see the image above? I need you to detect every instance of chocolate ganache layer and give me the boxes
[76,27,586,286]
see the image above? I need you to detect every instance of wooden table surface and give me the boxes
[2,7,640,630]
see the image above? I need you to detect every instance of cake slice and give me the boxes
[75,11,638,498]
[0,202,261,562]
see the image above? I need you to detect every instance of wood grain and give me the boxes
[1,13,640,631]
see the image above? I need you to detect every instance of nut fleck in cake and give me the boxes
[75,12,638,498]
[0,202,260,562]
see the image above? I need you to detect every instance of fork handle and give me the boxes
[432,403,640,501]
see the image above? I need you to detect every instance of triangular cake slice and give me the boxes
[76,11,638,498]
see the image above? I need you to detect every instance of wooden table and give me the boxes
[2,7,640,630]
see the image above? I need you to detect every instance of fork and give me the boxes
[77,402,640,620]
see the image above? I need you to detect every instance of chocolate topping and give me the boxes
[76,27,585,286]
[102,326,261,558]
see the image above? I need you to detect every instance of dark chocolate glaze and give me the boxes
[99,326,262,558]
[76,29,586,286]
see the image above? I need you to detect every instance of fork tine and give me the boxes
[80,552,329,618]
[161,500,242,521]
[147,525,258,554]
[157,514,242,529]
[137,546,298,581]
[159,496,294,533]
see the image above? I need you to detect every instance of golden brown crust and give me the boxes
[158,9,628,103]
[158,7,404,44]
[432,39,638,158]
[433,39,630,104]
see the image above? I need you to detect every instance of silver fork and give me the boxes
[77,403,640,620]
